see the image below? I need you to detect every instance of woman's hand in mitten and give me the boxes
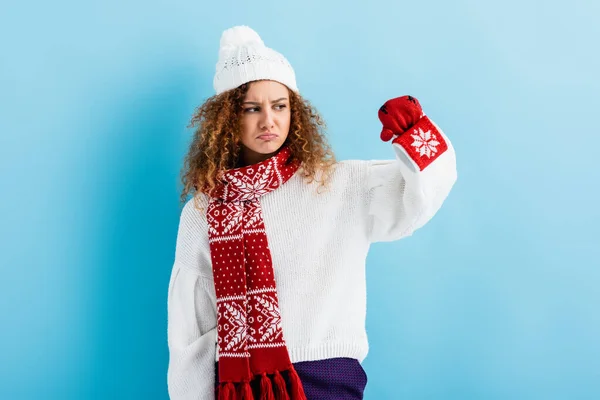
[377,95,448,171]
[378,95,424,142]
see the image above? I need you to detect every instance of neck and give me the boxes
[238,147,280,167]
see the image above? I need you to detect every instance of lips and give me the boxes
[257,133,278,140]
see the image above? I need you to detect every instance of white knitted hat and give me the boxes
[213,25,298,95]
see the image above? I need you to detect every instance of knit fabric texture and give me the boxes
[167,123,457,399]
[213,26,298,95]
[206,147,306,398]
[215,358,367,399]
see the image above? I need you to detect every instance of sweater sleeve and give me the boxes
[167,199,217,400]
[367,117,457,243]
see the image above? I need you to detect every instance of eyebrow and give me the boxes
[242,97,288,105]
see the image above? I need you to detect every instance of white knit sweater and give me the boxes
[166,123,457,399]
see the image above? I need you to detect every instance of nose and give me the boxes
[260,108,275,129]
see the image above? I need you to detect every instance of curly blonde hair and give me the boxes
[179,81,336,205]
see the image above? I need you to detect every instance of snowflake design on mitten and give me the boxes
[411,127,441,158]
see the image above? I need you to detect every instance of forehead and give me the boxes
[244,80,289,100]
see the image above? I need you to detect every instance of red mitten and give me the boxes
[378,95,448,171]
[378,95,423,142]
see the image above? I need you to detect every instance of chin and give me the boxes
[240,140,287,166]
[254,141,285,154]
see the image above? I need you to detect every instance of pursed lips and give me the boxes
[257,133,278,139]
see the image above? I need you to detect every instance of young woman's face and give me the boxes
[239,80,291,166]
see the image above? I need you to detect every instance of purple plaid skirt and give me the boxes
[215,357,367,399]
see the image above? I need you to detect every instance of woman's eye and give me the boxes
[244,107,258,113]
[275,104,287,110]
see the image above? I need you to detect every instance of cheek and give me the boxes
[280,112,291,133]
[240,117,254,141]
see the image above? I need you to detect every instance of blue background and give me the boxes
[1,0,599,399]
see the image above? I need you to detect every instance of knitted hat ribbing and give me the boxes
[213,25,298,95]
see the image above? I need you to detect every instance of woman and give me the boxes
[167,25,457,400]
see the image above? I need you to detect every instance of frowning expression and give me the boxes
[239,80,291,166]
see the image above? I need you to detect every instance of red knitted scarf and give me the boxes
[207,147,307,400]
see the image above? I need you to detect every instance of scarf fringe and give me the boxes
[218,382,236,400]
[272,370,290,400]
[218,367,306,400]
[260,373,275,400]
[240,380,254,400]
[287,367,307,400]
